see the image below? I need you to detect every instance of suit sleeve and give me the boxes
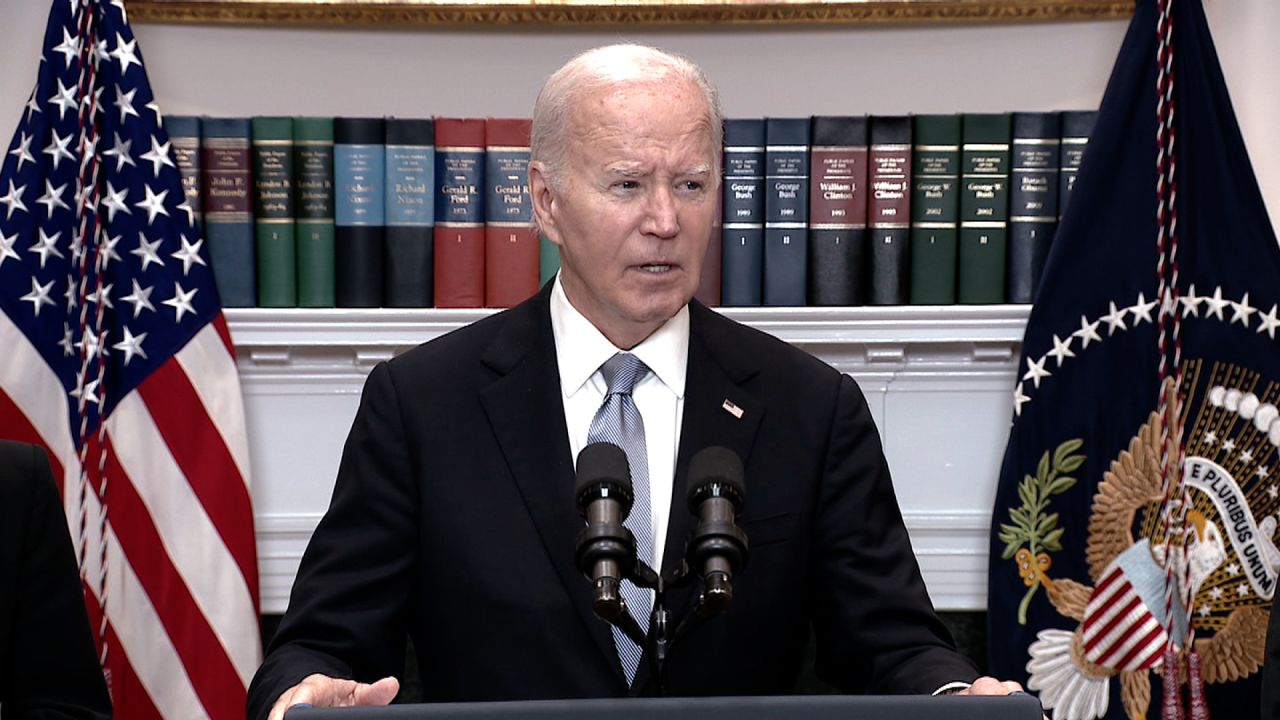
[1264,598,1280,717]
[810,374,980,694]
[0,443,112,718]
[247,362,418,719]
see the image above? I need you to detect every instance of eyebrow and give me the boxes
[603,163,713,178]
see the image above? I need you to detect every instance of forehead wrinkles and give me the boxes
[567,84,715,172]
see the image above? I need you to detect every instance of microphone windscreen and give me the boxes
[575,442,633,501]
[686,446,745,510]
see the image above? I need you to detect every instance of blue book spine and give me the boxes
[484,149,530,224]
[434,152,485,226]
[763,118,810,306]
[335,117,386,307]
[200,117,256,307]
[335,147,386,227]
[721,119,765,306]
[386,143,435,227]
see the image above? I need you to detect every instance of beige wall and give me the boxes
[1,1,1277,228]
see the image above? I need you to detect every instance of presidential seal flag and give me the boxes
[0,1,261,717]
[986,0,1280,718]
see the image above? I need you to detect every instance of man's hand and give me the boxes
[267,674,400,720]
[955,676,1024,696]
[956,677,1047,720]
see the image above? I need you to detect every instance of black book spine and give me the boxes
[1007,112,1061,304]
[869,116,912,305]
[335,117,386,307]
[1058,110,1098,221]
[808,116,869,306]
[384,118,435,307]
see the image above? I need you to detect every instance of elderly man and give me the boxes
[248,44,1020,719]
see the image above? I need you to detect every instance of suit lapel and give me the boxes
[631,302,763,693]
[478,286,624,680]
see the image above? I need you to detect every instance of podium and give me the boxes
[287,694,1043,720]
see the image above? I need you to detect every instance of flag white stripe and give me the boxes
[0,312,77,467]
[1082,588,1137,644]
[1085,595,1150,660]
[98,523,205,717]
[68,474,203,718]
[108,391,260,686]
[1105,614,1162,669]
[175,322,252,487]
[1081,575,1129,641]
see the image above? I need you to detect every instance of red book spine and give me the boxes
[434,118,486,308]
[483,118,539,308]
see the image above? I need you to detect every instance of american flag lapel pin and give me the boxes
[722,399,744,419]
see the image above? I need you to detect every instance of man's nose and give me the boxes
[641,186,680,238]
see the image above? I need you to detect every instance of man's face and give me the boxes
[531,80,718,349]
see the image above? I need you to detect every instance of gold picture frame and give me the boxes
[129,0,1133,27]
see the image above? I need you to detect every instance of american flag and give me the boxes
[0,1,261,717]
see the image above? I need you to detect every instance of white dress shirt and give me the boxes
[550,276,688,573]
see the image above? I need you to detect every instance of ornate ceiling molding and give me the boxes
[130,0,1133,28]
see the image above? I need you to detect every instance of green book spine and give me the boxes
[539,231,559,286]
[958,113,1011,304]
[909,114,961,305]
[294,117,335,307]
[253,116,297,307]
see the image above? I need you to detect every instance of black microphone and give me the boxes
[685,446,748,615]
[573,442,636,621]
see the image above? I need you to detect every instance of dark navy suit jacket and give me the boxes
[0,439,112,718]
[247,284,977,718]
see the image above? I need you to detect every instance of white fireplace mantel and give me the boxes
[229,305,1030,614]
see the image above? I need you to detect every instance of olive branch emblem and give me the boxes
[997,438,1086,624]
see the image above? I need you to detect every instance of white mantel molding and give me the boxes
[226,304,1030,372]
[229,305,1029,614]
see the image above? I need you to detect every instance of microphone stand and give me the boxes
[605,554,739,696]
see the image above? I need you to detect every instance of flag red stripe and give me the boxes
[105,640,165,720]
[1081,567,1126,633]
[212,312,235,357]
[135,358,259,601]
[1114,622,1166,670]
[0,389,66,494]
[1090,595,1145,663]
[96,438,248,719]
[1083,592,1142,654]
[81,595,165,720]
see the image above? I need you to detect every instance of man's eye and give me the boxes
[616,180,639,190]
[680,180,704,192]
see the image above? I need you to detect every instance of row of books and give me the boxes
[168,111,1095,309]
[169,115,544,309]
[722,111,1097,307]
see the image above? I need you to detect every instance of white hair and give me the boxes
[530,44,723,191]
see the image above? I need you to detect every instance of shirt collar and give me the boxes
[550,274,689,400]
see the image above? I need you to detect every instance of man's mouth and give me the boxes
[640,264,672,273]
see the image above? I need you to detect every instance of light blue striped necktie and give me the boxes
[587,352,653,686]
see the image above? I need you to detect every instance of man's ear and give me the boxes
[528,161,562,247]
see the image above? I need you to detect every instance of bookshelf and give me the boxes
[231,304,1029,613]
[5,0,1275,616]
